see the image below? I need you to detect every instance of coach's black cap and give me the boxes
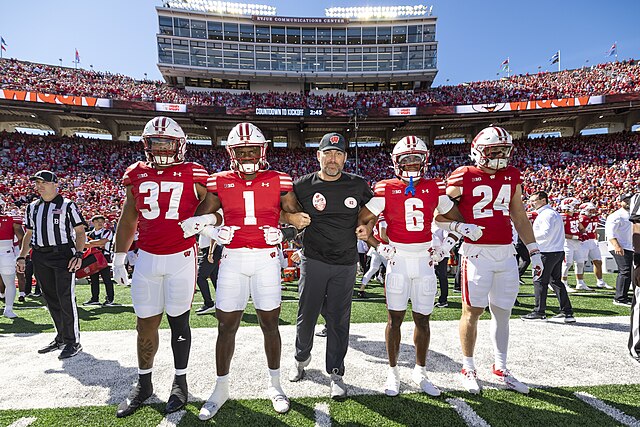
[29,170,58,183]
[318,132,347,153]
[619,193,634,203]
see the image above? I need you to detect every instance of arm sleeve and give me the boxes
[365,197,386,217]
[436,194,454,214]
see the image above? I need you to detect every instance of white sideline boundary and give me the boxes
[7,418,37,427]
[574,392,640,427]
[446,398,491,427]
[0,316,637,411]
[156,410,186,427]
[314,402,331,427]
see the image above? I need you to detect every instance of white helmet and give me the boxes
[226,122,269,175]
[470,126,514,171]
[141,116,187,166]
[579,202,598,216]
[559,197,580,213]
[392,136,429,180]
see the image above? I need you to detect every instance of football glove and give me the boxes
[451,222,484,241]
[201,225,239,246]
[261,226,283,245]
[430,236,457,264]
[113,252,129,286]
[377,243,396,260]
[180,214,217,238]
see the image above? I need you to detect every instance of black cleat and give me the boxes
[38,340,65,354]
[58,343,82,359]
[165,375,188,414]
[116,382,153,418]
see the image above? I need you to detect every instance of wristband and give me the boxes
[572,235,579,240]
[526,242,541,255]
[113,252,127,266]
[73,251,83,259]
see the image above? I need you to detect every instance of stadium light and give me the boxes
[325,5,432,19]
[164,0,277,16]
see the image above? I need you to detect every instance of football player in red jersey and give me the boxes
[559,197,587,291]
[0,198,25,318]
[356,136,482,397]
[112,117,211,418]
[180,122,307,420]
[446,127,543,395]
[578,202,612,289]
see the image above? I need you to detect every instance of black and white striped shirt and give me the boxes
[24,194,86,248]
[88,227,114,256]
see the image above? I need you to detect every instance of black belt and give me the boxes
[32,245,72,253]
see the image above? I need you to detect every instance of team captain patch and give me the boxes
[312,192,326,211]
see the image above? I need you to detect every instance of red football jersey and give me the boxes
[447,165,522,245]
[207,170,293,249]
[0,214,21,241]
[561,213,581,236]
[122,161,209,255]
[373,178,445,244]
[580,214,598,239]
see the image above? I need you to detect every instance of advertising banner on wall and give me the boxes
[389,107,417,116]
[0,89,111,108]
[454,96,604,114]
[156,102,187,113]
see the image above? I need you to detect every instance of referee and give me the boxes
[16,170,87,359]
[286,132,373,400]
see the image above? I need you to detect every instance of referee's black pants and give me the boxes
[32,249,80,345]
[630,253,640,359]
[532,251,573,315]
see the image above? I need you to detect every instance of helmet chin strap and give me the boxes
[404,176,416,197]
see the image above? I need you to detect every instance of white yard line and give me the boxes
[446,398,491,427]
[314,402,331,427]
[574,392,640,427]
[7,418,37,427]
[156,410,186,427]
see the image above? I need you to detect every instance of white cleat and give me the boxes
[565,285,577,293]
[199,386,229,421]
[3,309,17,319]
[492,365,529,394]
[575,282,591,291]
[267,386,290,414]
[384,368,400,397]
[597,281,613,289]
[460,369,481,394]
[412,370,441,397]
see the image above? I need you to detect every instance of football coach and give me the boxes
[16,170,87,359]
[285,132,373,400]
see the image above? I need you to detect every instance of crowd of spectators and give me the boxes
[1,58,639,108]
[1,130,638,220]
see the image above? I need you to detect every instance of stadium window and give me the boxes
[208,22,223,40]
[347,47,362,71]
[224,23,239,41]
[223,43,239,69]
[408,45,424,70]
[331,48,346,72]
[271,26,285,44]
[392,46,408,70]
[302,47,316,71]
[347,27,361,45]
[256,25,270,43]
[75,132,112,140]
[378,47,392,71]
[190,41,207,67]
[362,27,376,45]
[240,24,255,43]
[632,124,640,132]
[287,27,301,44]
[159,16,173,36]
[207,43,223,68]
[285,46,301,71]
[191,20,206,39]
[392,26,407,44]
[158,38,172,63]
[434,138,465,145]
[302,28,316,45]
[332,28,346,45]
[317,28,331,45]
[422,25,435,42]
[580,127,609,136]
[271,46,286,70]
[407,25,421,43]
[377,27,391,44]
[175,18,190,37]
[362,47,377,71]
[256,48,271,70]
[529,131,562,138]
[239,45,254,69]
[14,127,54,136]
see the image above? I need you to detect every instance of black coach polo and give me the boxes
[294,171,373,265]
[25,194,86,248]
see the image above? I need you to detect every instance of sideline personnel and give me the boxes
[287,132,373,400]
[16,170,86,359]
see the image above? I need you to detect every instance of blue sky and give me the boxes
[1,0,638,86]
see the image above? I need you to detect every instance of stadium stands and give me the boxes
[1,58,639,107]
[2,130,638,219]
